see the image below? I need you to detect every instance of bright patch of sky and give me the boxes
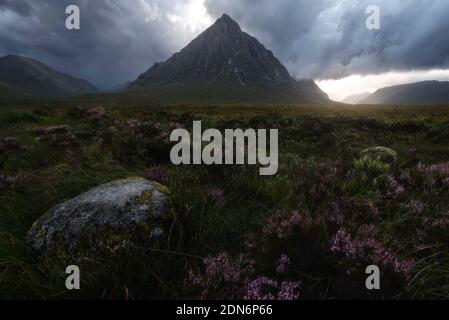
[317,69,449,101]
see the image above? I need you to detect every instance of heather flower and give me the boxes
[330,227,414,279]
[417,162,449,188]
[296,161,342,201]
[330,229,357,259]
[276,254,291,273]
[394,185,405,195]
[407,200,425,215]
[277,281,301,300]
[385,176,405,197]
[333,197,380,228]
[186,253,254,300]
[244,277,300,300]
[244,276,278,300]
[263,211,305,239]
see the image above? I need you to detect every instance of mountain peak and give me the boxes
[208,13,242,34]
[216,13,238,25]
[128,14,329,104]
[129,13,294,89]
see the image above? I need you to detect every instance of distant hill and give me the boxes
[0,55,98,97]
[361,81,449,105]
[342,92,371,104]
[128,14,329,104]
[103,81,132,93]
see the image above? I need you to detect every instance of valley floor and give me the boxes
[1,102,449,299]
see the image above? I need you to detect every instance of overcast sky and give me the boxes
[1,0,449,99]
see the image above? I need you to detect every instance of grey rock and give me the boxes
[45,125,72,135]
[26,178,174,265]
[0,136,21,153]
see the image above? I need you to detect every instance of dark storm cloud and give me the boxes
[1,1,449,87]
[0,0,33,16]
[205,0,449,79]
[0,0,204,88]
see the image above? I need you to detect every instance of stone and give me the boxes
[33,125,71,136]
[53,133,80,150]
[0,175,18,191]
[0,137,21,153]
[87,106,107,120]
[45,125,72,135]
[26,178,174,266]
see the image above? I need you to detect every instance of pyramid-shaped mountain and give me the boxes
[128,14,329,104]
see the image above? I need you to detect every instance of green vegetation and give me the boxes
[1,101,449,299]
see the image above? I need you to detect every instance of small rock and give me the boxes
[53,134,80,150]
[26,178,174,266]
[31,127,47,136]
[0,175,18,191]
[45,125,72,135]
[127,119,141,129]
[87,106,107,120]
[0,137,21,153]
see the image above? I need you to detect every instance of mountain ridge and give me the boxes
[0,55,98,97]
[361,81,449,105]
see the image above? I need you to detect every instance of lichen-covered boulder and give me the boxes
[26,178,174,265]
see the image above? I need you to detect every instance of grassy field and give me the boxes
[1,101,449,299]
